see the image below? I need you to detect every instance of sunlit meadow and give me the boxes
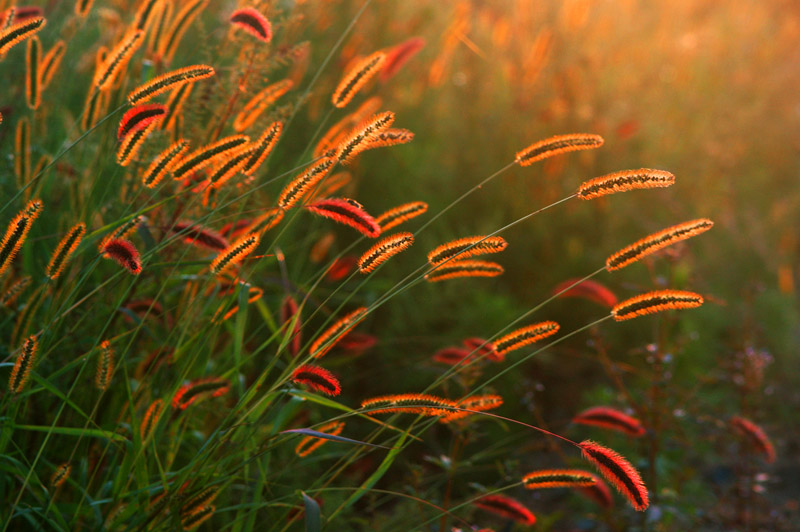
[0,1,797,531]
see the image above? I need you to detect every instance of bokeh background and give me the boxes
[295,1,800,529]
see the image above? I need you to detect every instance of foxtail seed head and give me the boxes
[310,307,368,359]
[230,7,272,43]
[358,232,414,273]
[579,440,649,511]
[291,364,341,396]
[424,260,504,283]
[46,223,85,280]
[605,218,714,271]
[515,133,603,166]
[577,168,675,200]
[209,232,260,276]
[427,235,507,266]
[611,290,703,321]
[332,51,386,108]
[9,335,38,394]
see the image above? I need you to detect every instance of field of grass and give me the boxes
[0,1,797,530]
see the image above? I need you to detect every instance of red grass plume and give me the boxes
[462,337,502,362]
[494,321,560,358]
[358,232,414,273]
[291,364,341,396]
[310,307,368,359]
[117,104,166,139]
[427,235,507,266]
[230,7,271,43]
[579,440,649,511]
[577,168,675,200]
[553,278,618,307]
[326,256,357,281]
[171,221,229,251]
[332,51,386,108]
[360,393,456,416]
[473,494,536,526]
[221,219,253,240]
[173,377,230,410]
[521,469,597,490]
[305,198,380,238]
[606,218,714,271]
[730,416,776,463]
[611,289,703,321]
[336,332,378,355]
[432,341,499,366]
[380,37,425,81]
[515,133,603,166]
[432,346,473,365]
[99,216,142,252]
[573,406,646,437]
[13,7,44,23]
[102,238,141,275]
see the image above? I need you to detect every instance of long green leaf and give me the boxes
[12,424,128,443]
[330,431,407,520]
[281,428,390,450]
[302,491,321,532]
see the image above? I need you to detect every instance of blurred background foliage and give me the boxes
[300,0,800,528]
